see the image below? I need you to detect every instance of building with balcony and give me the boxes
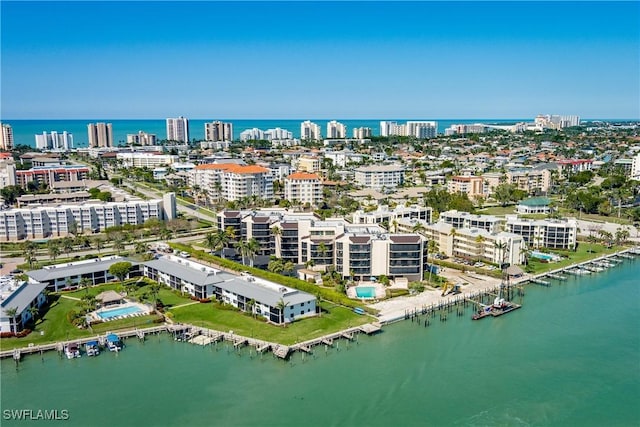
[189,164,273,202]
[35,131,74,150]
[0,196,175,241]
[301,120,322,140]
[284,172,322,206]
[354,164,405,190]
[1,123,14,150]
[205,121,233,142]
[166,116,189,142]
[352,204,432,227]
[439,210,503,233]
[15,165,90,189]
[127,131,157,146]
[505,215,577,250]
[447,175,485,198]
[326,120,347,138]
[87,123,113,148]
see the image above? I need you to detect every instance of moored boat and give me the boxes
[64,343,81,359]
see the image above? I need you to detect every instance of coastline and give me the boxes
[2,246,637,361]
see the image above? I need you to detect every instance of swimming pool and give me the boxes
[530,251,560,262]
[97,306,143,320]
[355,286,376,298]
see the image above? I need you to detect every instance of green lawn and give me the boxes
[168,301,370,346]
[525,243,627,275]
[477,206,516,215]
[557,208,632,225]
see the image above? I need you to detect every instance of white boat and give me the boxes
[64,343,81,359]
[85,340,100,356]
[106,334,122,352]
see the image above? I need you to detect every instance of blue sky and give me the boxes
[1,1,638,119]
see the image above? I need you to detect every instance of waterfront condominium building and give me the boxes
[0,278,48,333]
[301,120,322,140]
[87,123,113,148]
[216,209,429,282]
[205,121,234,142]
[166,116,189,142]
[504,215,577,250]
[354,164,405,190]
[0,123,14,150]
[0,196,176,241]
[326,120,347,139]
[284,172,323,207]
[402,219,525,266]
[439,210,503,233]
[35,131,74,150]
[352,127,372,139]
[632,153,640,180]
[127,131,157,146]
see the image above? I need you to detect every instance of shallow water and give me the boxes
[2,257,639,426]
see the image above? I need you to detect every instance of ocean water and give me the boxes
[1,257,638,426]
[3,119,526,148]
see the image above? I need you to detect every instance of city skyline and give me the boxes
[1,1,638,119]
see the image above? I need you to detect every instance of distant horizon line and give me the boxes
[3,117,638,121]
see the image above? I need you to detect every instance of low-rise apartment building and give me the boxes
[352,204,432,227]
[0,195,176,241]
[15,165,90,189]
[354,164,405,190]
[189,164,273,202]
[505,215,577,250]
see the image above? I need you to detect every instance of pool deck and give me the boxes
[90,302,152,322]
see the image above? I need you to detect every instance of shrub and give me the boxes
[15,328,32,338]
[0,332,15,338]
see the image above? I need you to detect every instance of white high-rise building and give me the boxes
[240,128,265,141]
[301,120,322,140]
[326,120,347,138]
[1,123,14,150]
[264,128,293,140]
[127,131,157,146]
[205,121,233,142]
[353,127,372,139]
[35,131,74,150]
[166,116,189,142]
[87,123,113,148]
[406,121,437,138]
[379,121,397,137]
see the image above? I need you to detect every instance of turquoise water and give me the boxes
[1,258,639,426]
[530,251,557,261]
[96,306,142,320]
[355,286,376,298]
[4,119,527,148]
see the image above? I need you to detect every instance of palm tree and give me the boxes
[246,299,256,318]
[113,236,125,254]
[28,305,39,326]
[426,240,439,285]
[268,258,285,274]
[48,240,61,261]
[317,242,328,264]
[275,298,289,326]
[412,222,425,234]
[150,283,161,309]
[283,261,295,277]
[494,241,507,269]
[79,277,92,295]
[271,226,282,254]
[247,238,261,268]
[61,237,74,258]
[235,240,249,265]
[25,251,37,269]
[135,241,147,254]
[475,235,486,262]
[205,232,218,254]
[93,236,104,254]
[5,307,18,333]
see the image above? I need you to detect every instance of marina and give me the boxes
[1,247,638,364]
[2,255,638,427]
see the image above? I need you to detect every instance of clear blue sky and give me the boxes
[1,1,638,119]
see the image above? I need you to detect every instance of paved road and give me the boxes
[121,181,218,222]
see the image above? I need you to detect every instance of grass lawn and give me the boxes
[0,286,166,351]
[557,208,632,225]
[524,243,627,275]
[168,301,370,345]
[477,206,516,215]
